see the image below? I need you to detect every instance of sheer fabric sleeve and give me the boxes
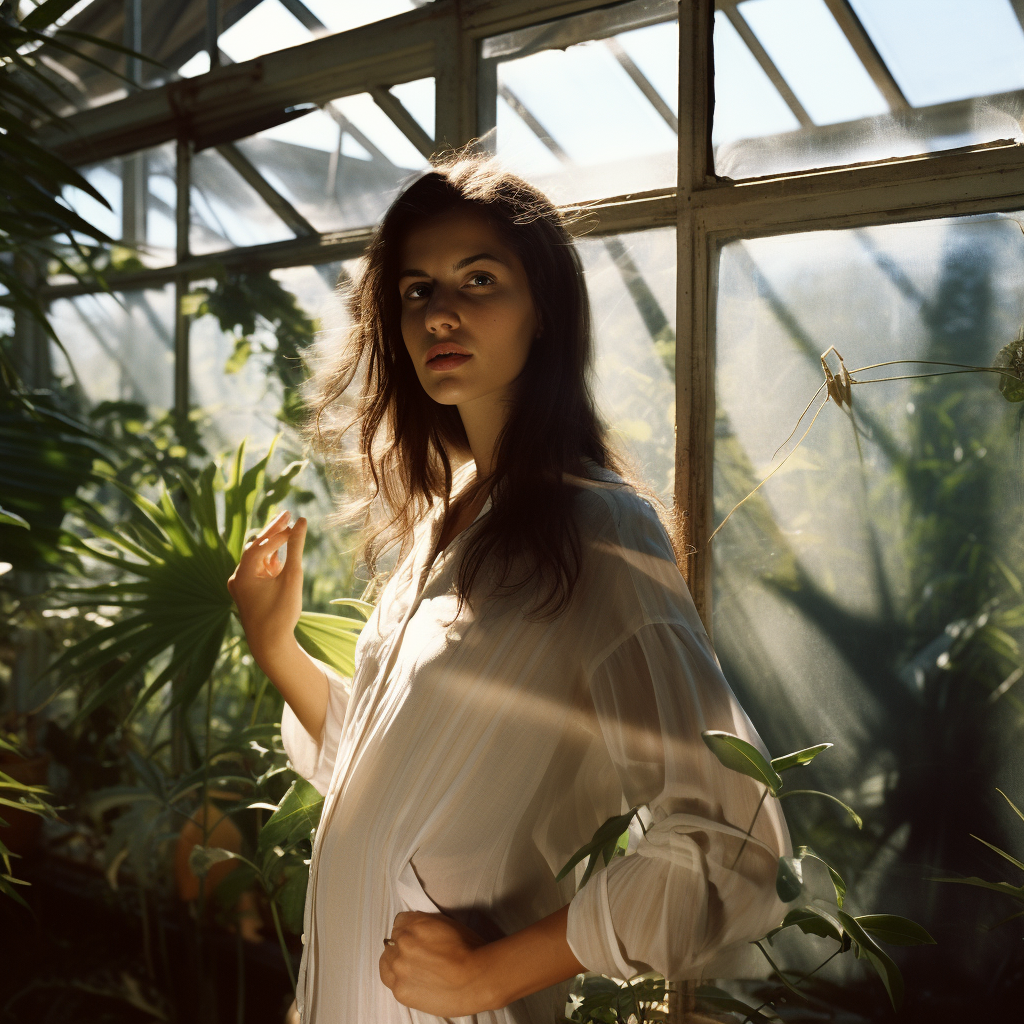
[565,620,791,982]
[279,658,352,797]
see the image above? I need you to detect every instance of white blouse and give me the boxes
[281,458,791,1024]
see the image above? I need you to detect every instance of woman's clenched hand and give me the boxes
[379,911,496,1017]
[227,510,307,668]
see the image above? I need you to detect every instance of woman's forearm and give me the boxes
[253,635,329,742]
[477,903,585,1010]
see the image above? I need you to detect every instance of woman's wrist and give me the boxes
[470,904,584,1010]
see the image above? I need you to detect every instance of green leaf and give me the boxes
[776,856,803,902]
[258,779,324,858]
[838,911,904,1010]
[970,834,1024,873]
[275,863,310,934]
[770,742,833,773]
[295,611,364,676]
[20,0,84,32]
[701,730,783,794]
[0,506,29,529]
[997,787,1024,826]
[856,914,936,946]
[224,337,253,375]
[188,845,239,879]
[778,789,863,829]
[929,876,1024,904]
[767,905,844,943]
[792,846,847,907]
[556,808,640,886]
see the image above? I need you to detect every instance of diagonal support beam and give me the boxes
[215,140,318,237]
[370,86,436,160]
[603,37,677,133]
[722,4,813,127]
[821,0,909,112]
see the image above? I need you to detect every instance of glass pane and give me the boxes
[578,227,676,503]
[57,143,177,272]
[49,286,175,408]
[229,85,432,235]
[740,0,888,124]
[712,214,1024,979]
[190,147,297,255]
[481,0,678,204]
[218,0,314,64]
[189,263,354,453]
[849,0,1024,108]
[713,0,1024,179]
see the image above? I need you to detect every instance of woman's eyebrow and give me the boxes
[398,253,507,283]
[452,252,507,271]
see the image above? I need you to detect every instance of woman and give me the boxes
[227,156,790,1024]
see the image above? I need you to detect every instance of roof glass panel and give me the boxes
[230,85,433,234]
[483,0,679,203]
[218,0,312,64]
[391,78,436,138]
[713,0,1024,178]
[712,10,800,148]
[301,0,424,34]
[739,0,887,125]
[848,0,1024,108]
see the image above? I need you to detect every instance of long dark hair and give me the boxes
[310,152,677,620]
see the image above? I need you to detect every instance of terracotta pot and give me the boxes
[0,750,52,856]
[173,795,243,901]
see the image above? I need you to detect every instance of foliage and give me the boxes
[186,269,318,426]
[931,787,1024,928]
[0,730,61,908]
[0,0,159,354]
[0,385,113,572]
[712,228,1024,1012]
[562,734,935,1023]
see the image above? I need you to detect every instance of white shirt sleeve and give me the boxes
[279,658,352,797]
[565,620,791,982]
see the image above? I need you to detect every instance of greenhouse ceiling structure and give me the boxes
[13,0,1024,621]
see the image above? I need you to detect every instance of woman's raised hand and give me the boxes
[227,510,307,667]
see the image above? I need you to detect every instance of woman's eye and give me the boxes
[467,273,494,287]
[405,283,430,300]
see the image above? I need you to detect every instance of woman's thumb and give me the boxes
[284,517,307,578]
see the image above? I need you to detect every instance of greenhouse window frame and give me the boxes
[29,0,1024,630]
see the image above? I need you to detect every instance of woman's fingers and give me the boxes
[244,509,292,553]
[283,518,307,581]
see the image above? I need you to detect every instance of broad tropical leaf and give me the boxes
[702,730,783,794]
[838,911,905,1010]
[770,742,833,773]
[856,914,936,946]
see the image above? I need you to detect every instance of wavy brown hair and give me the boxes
[310,153,679,620]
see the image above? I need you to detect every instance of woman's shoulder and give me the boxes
[567,459,673,547]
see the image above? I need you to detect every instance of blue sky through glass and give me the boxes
[740,0,887,125]
[849,0,1024,107]
[712,10,800,145]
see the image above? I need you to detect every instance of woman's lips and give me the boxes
[427,352,472,371]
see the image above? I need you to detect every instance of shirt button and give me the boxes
[301,933,306,945]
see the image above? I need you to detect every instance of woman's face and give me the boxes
[397,205,539,410]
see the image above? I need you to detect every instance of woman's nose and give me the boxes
[424,290,460,334]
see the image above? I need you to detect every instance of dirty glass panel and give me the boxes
[714,0,1024,179]
[49,285,175,409]
[577,227,676,503]
[480,0,678,204]
[215,0,430,65]
[712,214,1024,992]
[189,146,296,255]
[229,85,432,235]
[188,262,353,455]
[57,143,177,272]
